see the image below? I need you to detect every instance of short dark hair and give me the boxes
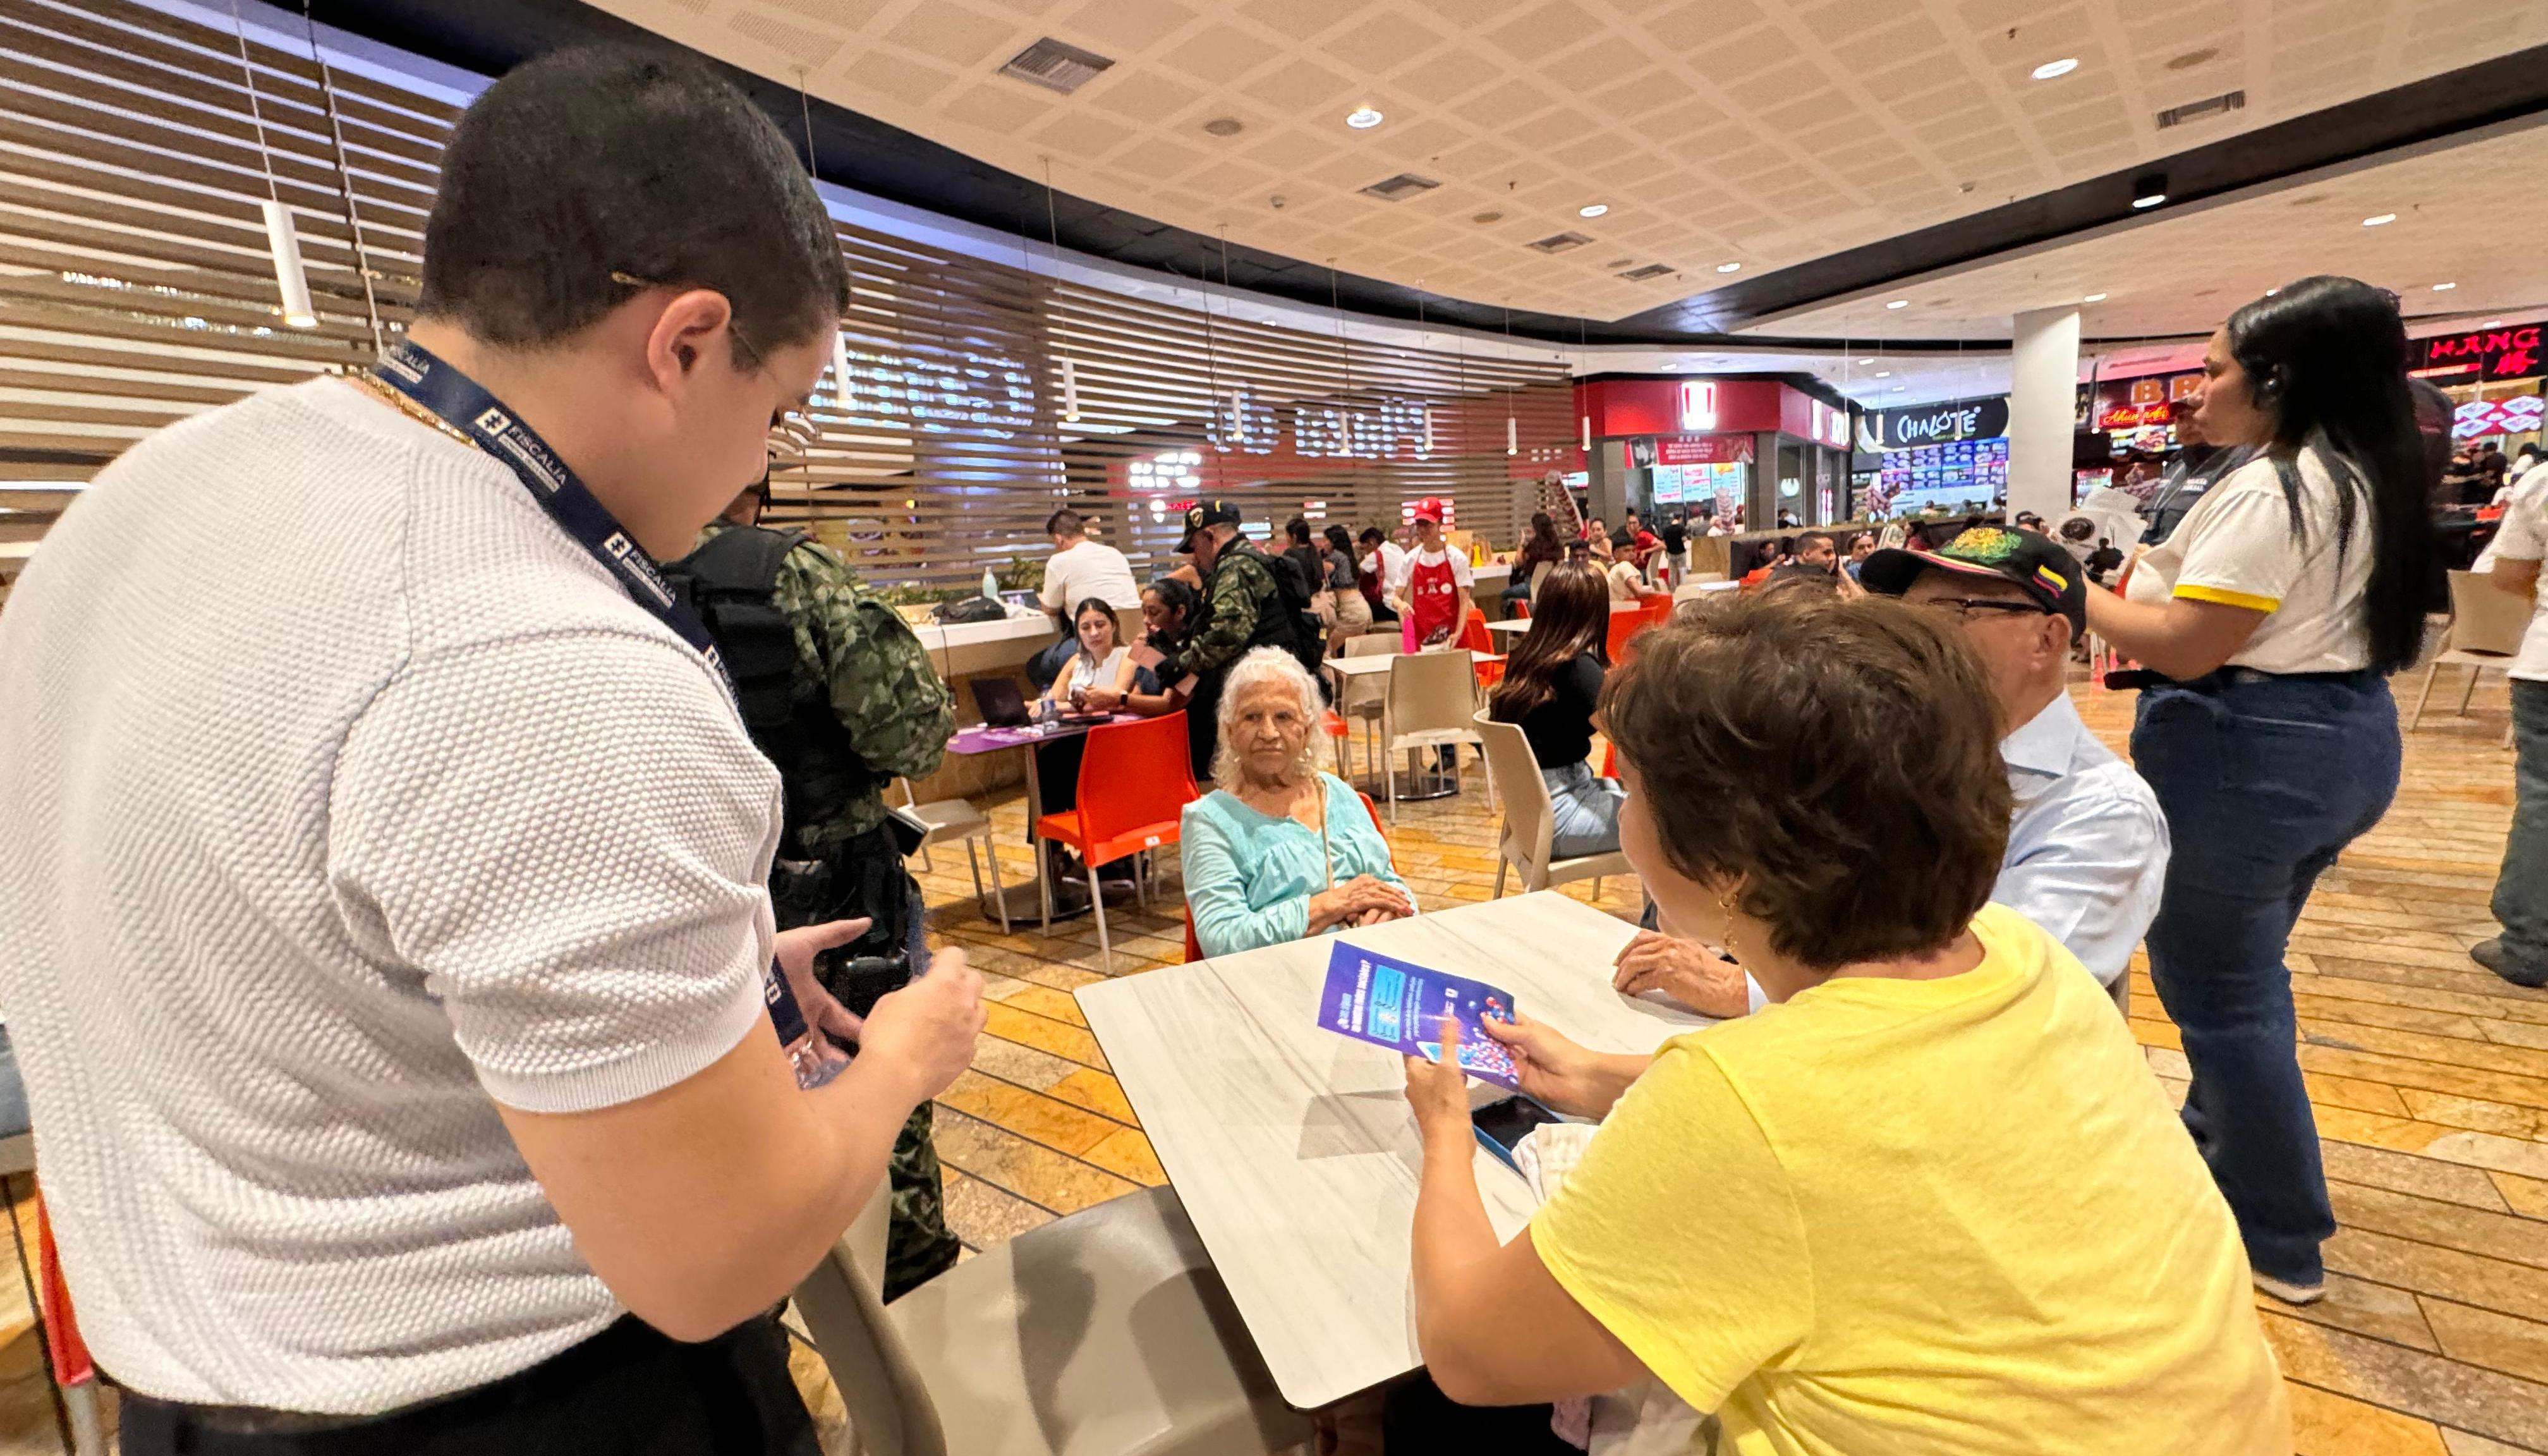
[1796,531,1834,553]
[1358,527,1385,545]
[1602,595,2010,970]
[420,47,849,356]
[1046,509,1086,537]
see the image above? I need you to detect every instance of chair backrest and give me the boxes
[794,1196,948,1456]
[2446,569,2534,657]
[1604,610,1643,664]
[1471,712,1554,875]
[1076,712,1197,843]
[1527,560,1554,603]
[1640,595,1673,629]
[1456,614,1493,657]
[1338,633,1397,712]
[1355,789,1393,864]
[1386,649,1481,739]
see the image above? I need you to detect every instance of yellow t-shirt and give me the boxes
[1531,904,2290,1455]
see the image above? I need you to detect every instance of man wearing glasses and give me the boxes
[1613,526,2167,1020]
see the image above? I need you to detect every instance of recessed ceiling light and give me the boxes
[1891,384,1906,392]
[1201,116,1243,137]
[1856,357,1874,364]
[2433,282,2457,291]
[1884,299,1909,309]
[1345,106,1383,130]
[1716,262,1741,273]
[1874,370,1892,377]
[2031,58,2080,80]
[2083,292,2108,302]
[2130,171,2167,209]
[1471,210,1503,224]
[1578,203,1608,218]
[2362,212,2396,226]
[2485,318,2504,327]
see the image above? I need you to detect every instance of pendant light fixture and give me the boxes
[230,1,315,329]
[1201,228,1229,451]
[1502,305,1518,456]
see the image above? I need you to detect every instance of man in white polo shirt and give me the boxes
[0,48,981,1452]
[2478,459,2548,988]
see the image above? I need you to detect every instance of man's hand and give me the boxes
[1403,1015,1475,1146]
[1611,931,1749,1019]
[852,947,986,1108]
[1479,1016,1644,1120]
[776,918,871,1049]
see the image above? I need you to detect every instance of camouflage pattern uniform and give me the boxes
[1155,538,1286,782]
[696,520,961,1299]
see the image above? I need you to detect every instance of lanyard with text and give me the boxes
[369,341,835,1071]
[368,339,732,695]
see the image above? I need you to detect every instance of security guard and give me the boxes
[675,483,960,1299]
[1150,499,1319,783]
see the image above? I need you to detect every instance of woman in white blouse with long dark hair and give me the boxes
[2085,276,2436,1307]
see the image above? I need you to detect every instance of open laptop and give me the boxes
[971,676,1032,727]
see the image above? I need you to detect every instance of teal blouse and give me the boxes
[1180,773,1412,958]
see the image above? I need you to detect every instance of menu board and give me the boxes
[1651,463,1685,504]
[1872,436,2009,517]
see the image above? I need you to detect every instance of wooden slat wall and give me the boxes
[0,0,1572,592]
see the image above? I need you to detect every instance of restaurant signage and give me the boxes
[2097,401,2173,430]
[1654,434,1756,465]
[2413,323,2542,382]
[2453,396,2546,438]
[1858,396,2009,451]
[1677,380,1718,430]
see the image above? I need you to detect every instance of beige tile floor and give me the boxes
[0,674,2539,1454]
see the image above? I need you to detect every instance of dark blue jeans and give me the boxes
[2132,668,2400,1286]
[2492,679,2548,974]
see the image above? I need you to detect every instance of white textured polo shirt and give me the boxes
[0,377,781,1413]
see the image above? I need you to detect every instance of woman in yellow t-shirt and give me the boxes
[1398,593,2290,1455]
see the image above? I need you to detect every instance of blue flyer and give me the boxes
[1316,940,1521,1089]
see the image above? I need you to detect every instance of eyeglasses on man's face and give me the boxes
[1910,595,2054,622]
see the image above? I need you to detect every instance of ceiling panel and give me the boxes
[583,0,2548,324]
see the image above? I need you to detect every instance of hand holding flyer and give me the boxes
[1317,941,1521,1089]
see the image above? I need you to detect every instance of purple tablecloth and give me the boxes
[945,714,1137,756]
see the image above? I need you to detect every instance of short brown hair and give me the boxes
[1601,594,2010,969]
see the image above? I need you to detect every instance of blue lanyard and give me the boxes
[368,339,731,693]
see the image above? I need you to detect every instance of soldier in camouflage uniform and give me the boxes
[1151,499,1316,783]
[685,487,961,1300]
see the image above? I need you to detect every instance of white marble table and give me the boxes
[1321,648,1500,681]
[1076,893,1711,1410]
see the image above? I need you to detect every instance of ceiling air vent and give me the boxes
[998,37,1115,95]
[1527,231,1594,253]
[1617,263,1676,281]
[2156,90,2244,129]
[1359,173,1441,202]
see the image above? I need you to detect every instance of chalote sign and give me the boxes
[1857,396,2010,451]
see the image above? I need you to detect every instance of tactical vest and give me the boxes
[664,526,875,847]
[1223,538,1326,682]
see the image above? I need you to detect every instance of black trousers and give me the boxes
[117,1314,818,1456]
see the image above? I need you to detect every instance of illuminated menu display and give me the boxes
[1872,437,2008,516]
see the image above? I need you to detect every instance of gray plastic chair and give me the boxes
[794,1185,1312,1456]
[1472,712,1632,899]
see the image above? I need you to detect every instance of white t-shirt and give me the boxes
[2122,444,2376,673]
[1362,540,1410,595]
[1038,537,1141,616]
[0,379,780,1412]
[2486,462,2548,682]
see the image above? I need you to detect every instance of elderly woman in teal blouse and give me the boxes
[1182,648,1414,957]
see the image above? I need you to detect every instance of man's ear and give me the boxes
[641,288,737,391]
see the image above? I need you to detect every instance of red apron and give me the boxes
[1403,550,1464,650]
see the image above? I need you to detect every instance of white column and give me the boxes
[2007,306,2080,523]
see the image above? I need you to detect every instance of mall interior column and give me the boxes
[2007,306,2080,525]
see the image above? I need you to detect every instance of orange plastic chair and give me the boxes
[1605,609,1643,665]
[1034,712,1198,973]
[1456,615,1505,689]
[1641,594,1673,630]
[1184,791,1393,962]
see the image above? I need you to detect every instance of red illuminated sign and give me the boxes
[2097,401,2172,430]
[1655,434,1756,464]
[2417,324,2542,382]
[1677,380,1717,430]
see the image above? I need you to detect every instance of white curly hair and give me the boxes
[1211,646,1326,792]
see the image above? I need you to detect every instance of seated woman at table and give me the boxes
[1182,648,1414,958]
[1086,578,1195,718]
[1396,593,2287,1454]
[1486,564,1621,859]
[1036,597,1136,719]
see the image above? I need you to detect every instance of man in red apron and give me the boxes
[1396,498,1476,652]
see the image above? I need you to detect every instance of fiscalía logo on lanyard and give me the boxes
[368,339,730,698]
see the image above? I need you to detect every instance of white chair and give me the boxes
[1472,711,1632,899]
[2409,569,2532,736]
[1332,635,1396,783]
[899,780,1010,933]
[792,1185,1313,1456]
[1382,651,1491,825]
[1526,561,1553,606]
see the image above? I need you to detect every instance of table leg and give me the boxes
[1000,741,1095,925]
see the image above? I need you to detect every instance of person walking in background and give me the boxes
[0,47,985,1450]
[1488,564,1623,858]
[1321,524,1372,649]
[679,480,962,1299]
[2477,456,2548,988]
[1659,509,1690,582]
[2086,276,2437,1306]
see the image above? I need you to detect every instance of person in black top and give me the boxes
[1659,511,1689,576]
[1486,563,1622,857]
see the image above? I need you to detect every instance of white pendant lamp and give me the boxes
[231,3,316,329]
